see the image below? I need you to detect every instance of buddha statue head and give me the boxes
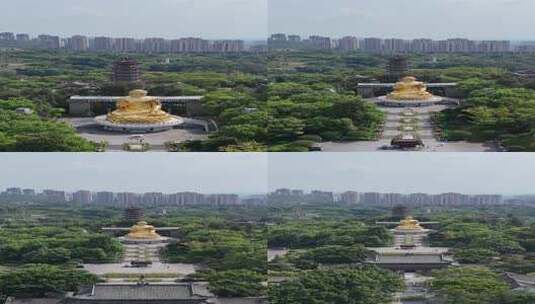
[125,90,152,102]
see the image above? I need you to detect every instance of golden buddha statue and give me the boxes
[396,216,424,230]
[387,76,434,101]
[126,221,162,240]
[107,90,174,124]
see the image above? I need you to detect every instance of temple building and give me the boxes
[63,282,211,304]
[386,55,409,82]
[112,58,141,85]
[6,284,268,304]
[119,221,170,244]
[367,246,453,271]
[367,216,453,271]
[503,272,535,292]
[391,216,431,247]
[124,207,144,224]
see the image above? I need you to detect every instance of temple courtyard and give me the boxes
[63,117,208,151]
[321,76,504,152]
[65,90,212,152]
[83,221,199,282]
[321,102,502,152]
[84,262,197,280]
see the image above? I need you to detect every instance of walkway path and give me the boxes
[84,240,197,282]
[321,101,500,152]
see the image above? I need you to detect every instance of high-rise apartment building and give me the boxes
[72,190,92,204]
[362,38,383,53]
[308,36,331,50]
[69,35,89,51]
[0,32,15,40]
[93,36,114,51]
[340,191,360,204]
[337,36,359,51]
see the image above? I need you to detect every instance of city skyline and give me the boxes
[0,153,268,194]
[269,0,535,40]
[0,186,507,207]
[0,186,508,197]
[0,0,268,40]
[3,153,535,195]
[268,153,535,195]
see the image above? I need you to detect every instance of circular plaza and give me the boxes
[94,115,183,133]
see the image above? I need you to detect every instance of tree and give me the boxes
[431,267,509,304]
[500,290,535,304]
[219,124,267,141]
[219,141,267,152]
[268,117,305,140]
[454,248,498,264]
[206,270,266,297]
[0,102,96,152]
[292,245,369,269]
[269,267,404,304]
[0,227,123,264]
[0,264,98,297]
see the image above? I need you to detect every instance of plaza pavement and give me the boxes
[321,102,502,152]
[63,117,208,151]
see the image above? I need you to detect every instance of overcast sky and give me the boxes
[269,0,535,40]
[3,1,532,40]
[268,153,535,195]
[0,0,267,39]
[1,153,534,195]
[0,153,268,194]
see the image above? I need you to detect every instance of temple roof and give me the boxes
[208,299,268,304]
[368,247,450,255]
[504,272,535,289]
[374,254,447,264]
[5,299,62,304]
[70,283,206,300]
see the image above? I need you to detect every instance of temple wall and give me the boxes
[68,101,92,117]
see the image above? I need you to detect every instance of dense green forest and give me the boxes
[270,51,535,151]
[269,267,404,304]
[267,203,535,304]
[161,214,267,297]
[0,98,96,151]
[0,49,269,152]
[0,226,122,264]
[5,49,535,151]
[0,203,267,298]
[2,201,535,302]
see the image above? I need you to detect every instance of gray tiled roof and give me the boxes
[505,272,535,288]
[209,298,268,304]
[6,299,62,304]
[74,283,202,300]
[374,254,446,264]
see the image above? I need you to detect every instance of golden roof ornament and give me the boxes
[396,216,424,230]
